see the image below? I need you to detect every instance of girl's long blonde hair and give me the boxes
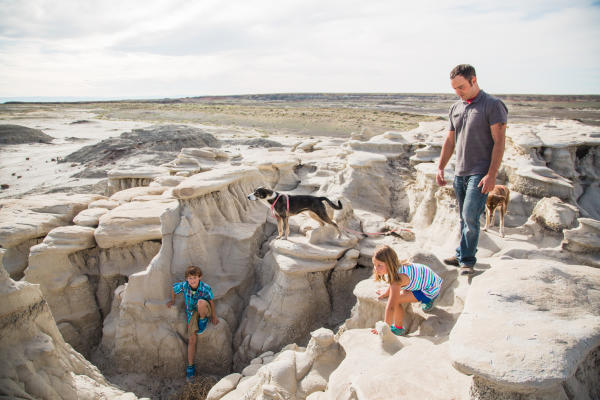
[372,245,409,284]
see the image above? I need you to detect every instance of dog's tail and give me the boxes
[320,197,343,210]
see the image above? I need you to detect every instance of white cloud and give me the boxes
[0,0,598,97]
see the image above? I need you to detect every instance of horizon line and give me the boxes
[3,91,600,104]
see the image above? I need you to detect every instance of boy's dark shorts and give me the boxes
[187,301,212,336]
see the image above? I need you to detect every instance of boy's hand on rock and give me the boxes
[211,315,219,325]
[166,300,174,308]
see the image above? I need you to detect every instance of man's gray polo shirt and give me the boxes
[448,90,508,176]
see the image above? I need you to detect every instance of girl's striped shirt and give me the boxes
[397,263,442,299]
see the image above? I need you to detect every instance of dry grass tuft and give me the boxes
[170,375,218,400]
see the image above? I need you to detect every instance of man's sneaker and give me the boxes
[443,256,460,266]
[421,298,435,312]
[390,325,407,336]
[459,265,474,275]
[186,365,195,381]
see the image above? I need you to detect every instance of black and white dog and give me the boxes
[247,187,343,240]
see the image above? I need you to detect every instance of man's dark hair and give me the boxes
[450,64,476,81]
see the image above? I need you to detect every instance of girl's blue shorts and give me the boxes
[412,290,433,303]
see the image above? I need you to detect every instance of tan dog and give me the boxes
[483,185,510,237]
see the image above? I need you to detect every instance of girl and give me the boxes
[371,245,442,336]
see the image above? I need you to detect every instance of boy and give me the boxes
[167,265,218,380]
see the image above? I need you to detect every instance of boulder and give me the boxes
[530,196,579,232]
[450,259,600,395]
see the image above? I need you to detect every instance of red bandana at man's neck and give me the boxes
[466,97,476,104]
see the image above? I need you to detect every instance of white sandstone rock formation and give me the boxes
[234,232,358,367]
[0,194,105,280]
[74,207,110,227]
[0,266,144,400]
[161,147,230,176]
[99,166,268,377]
[94,198,177,248]
[107,166,169,195]
[450,259,600,398]
[2,116,600,399]
[208,328,344,400]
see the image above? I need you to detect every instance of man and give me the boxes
[436,64,508,274]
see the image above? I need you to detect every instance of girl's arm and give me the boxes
[376,285,390,299]
[384,283,403,326]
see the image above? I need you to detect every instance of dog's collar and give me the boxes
[266,192,279,204]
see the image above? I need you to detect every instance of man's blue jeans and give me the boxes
[453,174,488,267]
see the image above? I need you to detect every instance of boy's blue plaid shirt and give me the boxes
[173,281,214,323]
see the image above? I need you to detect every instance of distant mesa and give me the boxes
[0,124,54,144]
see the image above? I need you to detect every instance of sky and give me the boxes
[1,0,599,101]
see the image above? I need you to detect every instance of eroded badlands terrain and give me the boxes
[1,95,599,400]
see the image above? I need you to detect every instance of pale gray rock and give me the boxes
[508,164,574,200]
[562,218,600,255]
[234,233,358,366]
[0,266,144,400]
[530,196,579,232]
[315,330,470,400]
[409,143,442,165]
[255,158,301,191]
[73,207,109,227]
[214,328,344,400]
[578,183,600,220]
[100,166,266,377]
[161,147,229,176]
[339,151,390,214]
[94,199,178,248]
[450,259,600,395]
[109,185,169,203]
[0,194,105,248]
[349,127,376,141]
[25,226,100,356]
[2,237,43,280]
[107,166,169,195]
[293,139,321,152]
[206,373,242,400]
[153,175,187,187]
[88,198,120,209]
